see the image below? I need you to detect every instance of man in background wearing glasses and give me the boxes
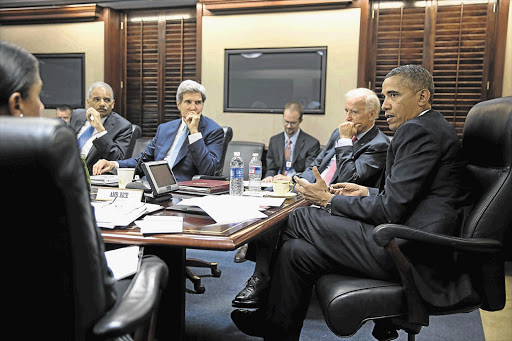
[262,101,321,184]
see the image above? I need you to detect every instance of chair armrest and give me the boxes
[372,224,502,253]
[93,256,169,338]
[192,174,229,181]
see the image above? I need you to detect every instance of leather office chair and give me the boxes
[0,117,169,341]
[186,126,233,293]
[223,141,265,180]
[126,124,142,159]
[131,137,152,159]
[315,96,512,340]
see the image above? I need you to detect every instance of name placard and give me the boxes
[96,187,143,202]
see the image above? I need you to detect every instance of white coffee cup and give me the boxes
[117,168,135,189]
[273,179,292,196]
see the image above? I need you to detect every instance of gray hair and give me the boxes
[176,80,207,103]
[345,88,381,115]
[87,81,114,100]
[385,64,434,104]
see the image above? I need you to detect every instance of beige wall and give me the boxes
[0,21,105,118]
[201,8,361,146]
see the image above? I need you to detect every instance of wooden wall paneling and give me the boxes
[0,4,102,24]
[490,0,511,98]
[432,2,492,137]
[196,2,204,82]
[158,14,167,126]
[125,18,160,136]
[123,9,197,138]
[367,0,503,138]
[370,2,426,136]
[357,0,371,88]
[103,7,123,116]
[200,0,353,13]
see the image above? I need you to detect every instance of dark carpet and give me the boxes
[184,248,485,341]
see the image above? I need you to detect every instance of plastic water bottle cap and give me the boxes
[234,152,240,156]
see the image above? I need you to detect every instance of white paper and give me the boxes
[104,246,141,280]
[176,195,284,224]
[92,201,163,228]
[135,215,183,234]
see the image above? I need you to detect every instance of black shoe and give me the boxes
[231,308,266,337]
[232,275,269,308]
[234,244,248,263]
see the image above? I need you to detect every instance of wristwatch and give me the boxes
[325,195,334,214]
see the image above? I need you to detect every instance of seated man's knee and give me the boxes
[280,239,316,267]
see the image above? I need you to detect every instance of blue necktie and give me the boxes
[77,126,95,150]
[168,125,188,168]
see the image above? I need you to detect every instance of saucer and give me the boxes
[267,192,297,198]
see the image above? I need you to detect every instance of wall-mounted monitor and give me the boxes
[224,47,327,114]
[34,53,85,109]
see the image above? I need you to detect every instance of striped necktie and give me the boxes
[283,139,292,175]
[77,126,95,150]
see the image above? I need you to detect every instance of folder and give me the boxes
[177,179,230,194]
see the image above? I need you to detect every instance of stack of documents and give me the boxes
[173,195,285,224]
[90,174,118,186]
[92,201,163,228]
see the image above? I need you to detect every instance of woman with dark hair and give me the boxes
[0,40,44,117]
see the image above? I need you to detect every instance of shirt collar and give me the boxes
[284,128,301,144]
[356,124,374,141]
[418,109,430,117]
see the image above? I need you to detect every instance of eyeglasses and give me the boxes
[90,97,113,104]
[283,120,299,127]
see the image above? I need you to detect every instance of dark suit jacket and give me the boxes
[265,130,320,178]
[331,110,472,307]
[118,115,224,182]
[300,125,390,187]
[69,109,132,173]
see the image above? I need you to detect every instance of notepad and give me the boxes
[104,246,141,280]
[135,215,183,234]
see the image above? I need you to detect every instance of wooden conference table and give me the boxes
[98,188,308,340]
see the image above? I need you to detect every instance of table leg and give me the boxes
[145,245,186,341]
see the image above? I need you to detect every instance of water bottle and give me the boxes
[230,152,244,196]
[248,153,262,192]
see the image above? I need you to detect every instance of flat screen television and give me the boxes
[224,47,327,114]
[34,53,85,109]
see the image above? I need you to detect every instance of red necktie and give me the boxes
[284,139,292,175]
[322,158,337,185]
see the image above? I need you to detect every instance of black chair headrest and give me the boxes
[462,96,512,169]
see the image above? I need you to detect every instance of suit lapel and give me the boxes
[291,131,304,168]
[74,114,87,135]
[276,133,285,170]
[157,119,181,160]
[353,126,378,153]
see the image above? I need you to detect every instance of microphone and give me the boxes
[133,152,147,181]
